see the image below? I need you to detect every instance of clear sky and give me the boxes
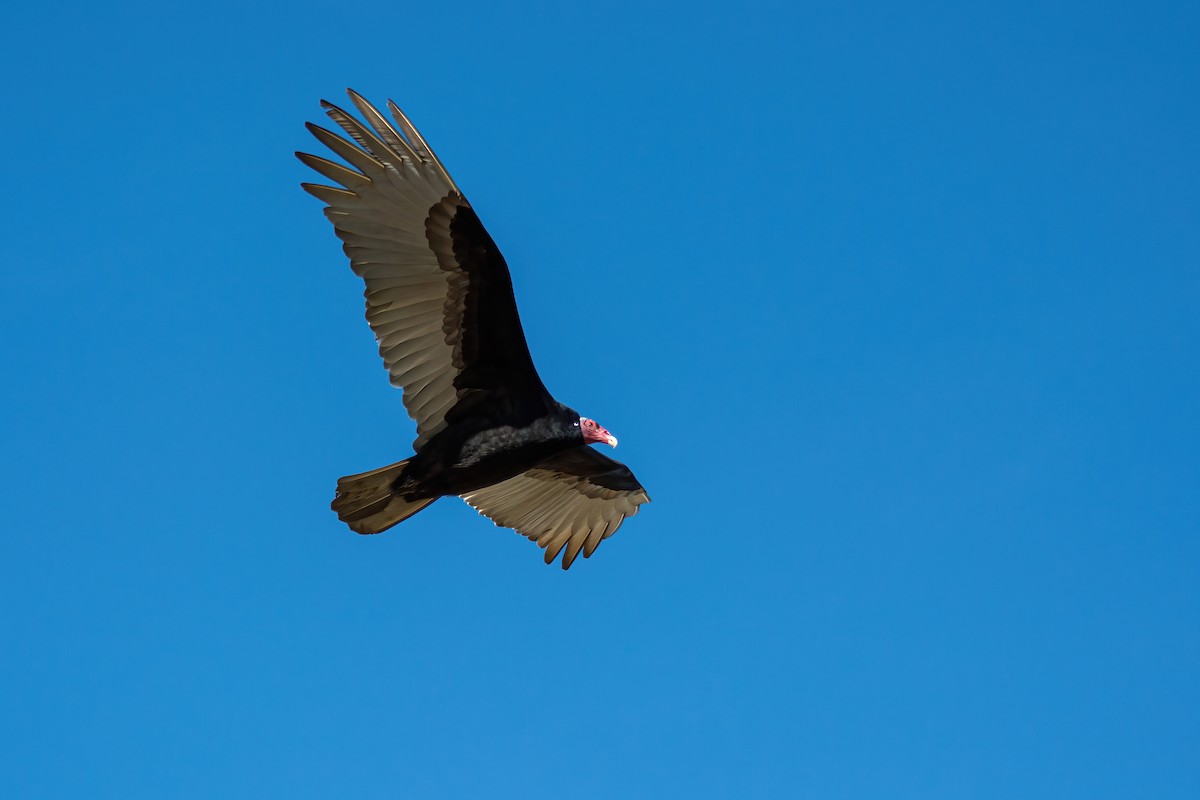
[2,1,1197,797]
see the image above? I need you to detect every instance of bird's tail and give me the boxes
[331,459,436,534]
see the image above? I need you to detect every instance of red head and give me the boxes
[579,417,618,448]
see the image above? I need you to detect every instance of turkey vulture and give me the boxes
[297,89,650,569]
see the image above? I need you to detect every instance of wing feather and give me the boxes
[387,99,460,193]
[296,153,371,189]
[305,122,386,175]
[301,183,356,204]
[460,447,651,569]
[346,88,421,164]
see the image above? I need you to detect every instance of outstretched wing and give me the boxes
[298,90,554,449]
[461,447,651,569]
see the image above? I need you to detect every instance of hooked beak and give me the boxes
[581,417,619,448]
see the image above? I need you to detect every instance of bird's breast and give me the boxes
[406,425,576,497]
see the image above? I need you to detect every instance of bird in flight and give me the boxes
[297,89,650,569]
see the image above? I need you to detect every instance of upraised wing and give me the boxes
[297,90,554,449]
[461,447,651,569]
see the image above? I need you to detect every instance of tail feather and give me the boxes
[331,459,436,534]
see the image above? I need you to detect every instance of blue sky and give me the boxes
[2,1,1197,797]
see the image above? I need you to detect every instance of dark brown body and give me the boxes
[395,405,585,499]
